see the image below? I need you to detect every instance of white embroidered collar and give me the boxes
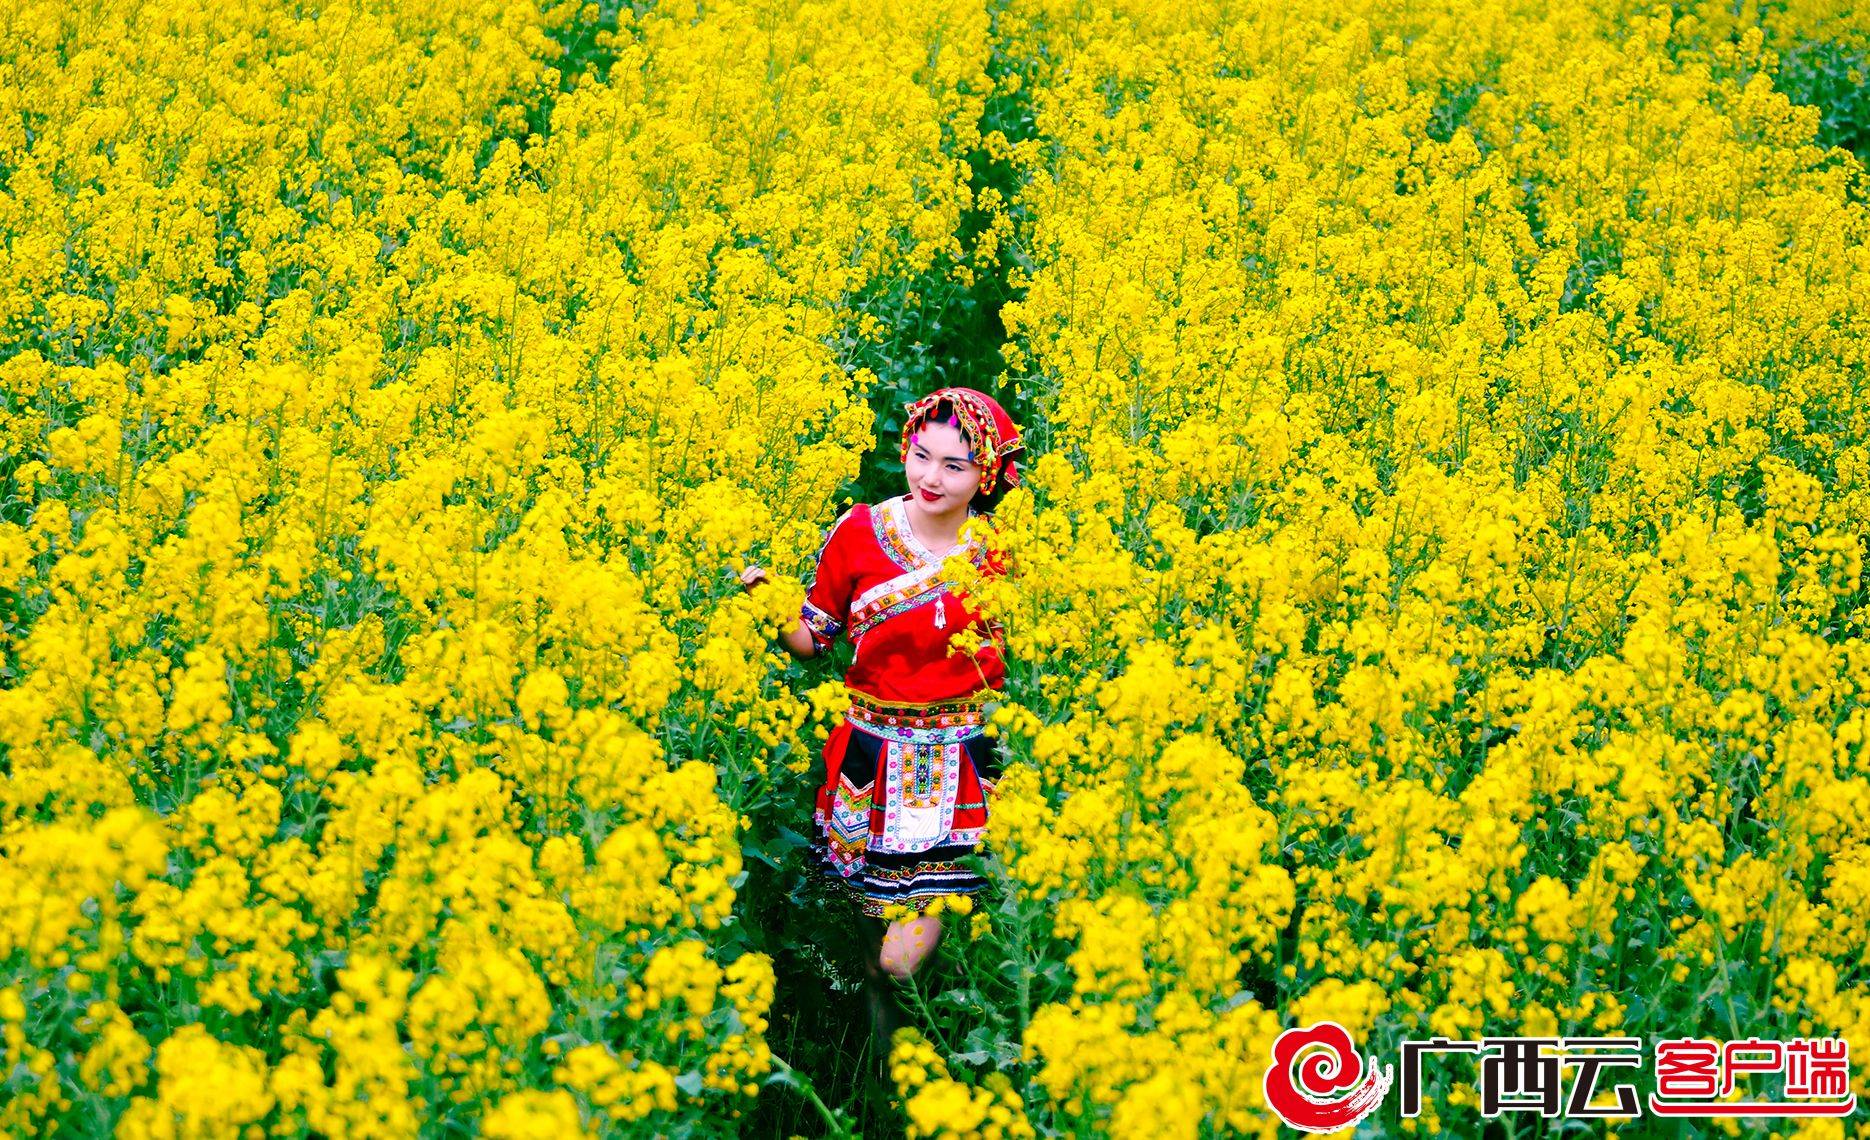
[881,494,982,568]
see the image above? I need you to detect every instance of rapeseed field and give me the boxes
[3,0,1867,1135]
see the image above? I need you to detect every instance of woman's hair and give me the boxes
[916,397,1009,514]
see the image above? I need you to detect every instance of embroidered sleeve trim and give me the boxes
[801,599,843,652]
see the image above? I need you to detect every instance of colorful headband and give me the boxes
[900,387,1025,497]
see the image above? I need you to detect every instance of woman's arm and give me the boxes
[739,565,819,660]
[776,621,819,660]
[743,504,861,663]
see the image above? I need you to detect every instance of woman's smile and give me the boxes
[918,488,942,502]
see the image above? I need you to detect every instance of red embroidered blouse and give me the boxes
[800,494,1007,704]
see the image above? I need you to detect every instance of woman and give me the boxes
[740,387,1022,984]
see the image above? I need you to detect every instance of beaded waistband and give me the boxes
[846,690,988,733]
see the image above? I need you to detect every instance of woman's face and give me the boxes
[904,419,982,521]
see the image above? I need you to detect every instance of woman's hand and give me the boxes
[738,564,768,592]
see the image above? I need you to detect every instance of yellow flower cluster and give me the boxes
[882,892,977,923]
[480,1089,590,1139]
[1,0,991,1131]
[552,1042,678,1125]
[118,1024,276,1139]
[891,1026,1036,1140]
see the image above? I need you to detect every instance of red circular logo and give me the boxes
[1263,1021,1393,1133]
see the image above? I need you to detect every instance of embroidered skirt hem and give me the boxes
[814,843,987,918]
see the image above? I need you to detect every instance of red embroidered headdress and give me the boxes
[899,387,1025,498]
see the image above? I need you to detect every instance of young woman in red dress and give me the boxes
[739,387,1022,984]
